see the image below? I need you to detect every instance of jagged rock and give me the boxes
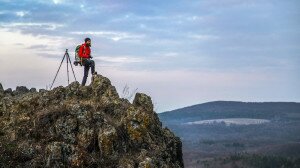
[133,93,154,112]
[138,157,154,168]
[98,123,119,158]
[0,74,184,167]
[77,125,94,149]
[0,83,4,98]
[13,86,29,95]
[0,83,3,92]
[54,115,77,143]
[45,141,85,167]
[30,88,37,92]
[39,89,46,93]
[4,88,12,95]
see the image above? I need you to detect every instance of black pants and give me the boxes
[81,59,95,86]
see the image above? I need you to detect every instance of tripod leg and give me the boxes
[67,52,77,82]
[50,54,66,90]
[66,53,70,85]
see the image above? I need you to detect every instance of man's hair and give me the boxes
[85,37,91,43]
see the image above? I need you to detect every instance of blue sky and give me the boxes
[0,0,299,112]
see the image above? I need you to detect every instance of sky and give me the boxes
[0,0,299,113]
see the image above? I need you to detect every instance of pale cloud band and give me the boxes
[70,31,145,41]
[1,22,65,30]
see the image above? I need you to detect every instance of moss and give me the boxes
[145,163,151,168]
[0,137,19,166]
[100,135,113,156]
[124,107,153,143]
[98,125,118,157]
[3,141,17,151]
[127,122,143,141]
[133,93,153,112]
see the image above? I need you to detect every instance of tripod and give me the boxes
[50,49,77,90]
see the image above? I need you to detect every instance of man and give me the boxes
[78,37,97,86]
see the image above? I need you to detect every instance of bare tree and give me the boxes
[121,84,138,102]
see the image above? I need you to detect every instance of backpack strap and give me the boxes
[79,44,86,66]
[82,44,86,56]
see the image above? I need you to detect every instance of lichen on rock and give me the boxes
[0,75,184,167]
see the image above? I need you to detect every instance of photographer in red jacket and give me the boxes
[79,37,97,86]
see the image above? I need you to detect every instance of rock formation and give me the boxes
[0,75,183,167]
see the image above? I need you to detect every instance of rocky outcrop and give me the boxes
[0,75,184,167]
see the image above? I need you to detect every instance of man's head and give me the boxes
[85,37,91,47]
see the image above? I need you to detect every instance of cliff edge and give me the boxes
[0,75,183,167]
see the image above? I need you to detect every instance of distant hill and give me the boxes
[158,101,300,168]
[159,101,300,124]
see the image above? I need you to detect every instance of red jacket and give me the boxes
[78,43,91,58]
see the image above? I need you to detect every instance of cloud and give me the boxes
[15,11,29,17]
[92,55,150,69]
[70,31,145,41]
[0,10,9,15]
[0,22,65,30]
[0,10,30,18]
[111,13,168,23]
[26,44,49,50]
[96,56,146,63]
[0,28,73,61]
[161,52,179,57]
[188,34,220,40]
[53,0,63,4]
